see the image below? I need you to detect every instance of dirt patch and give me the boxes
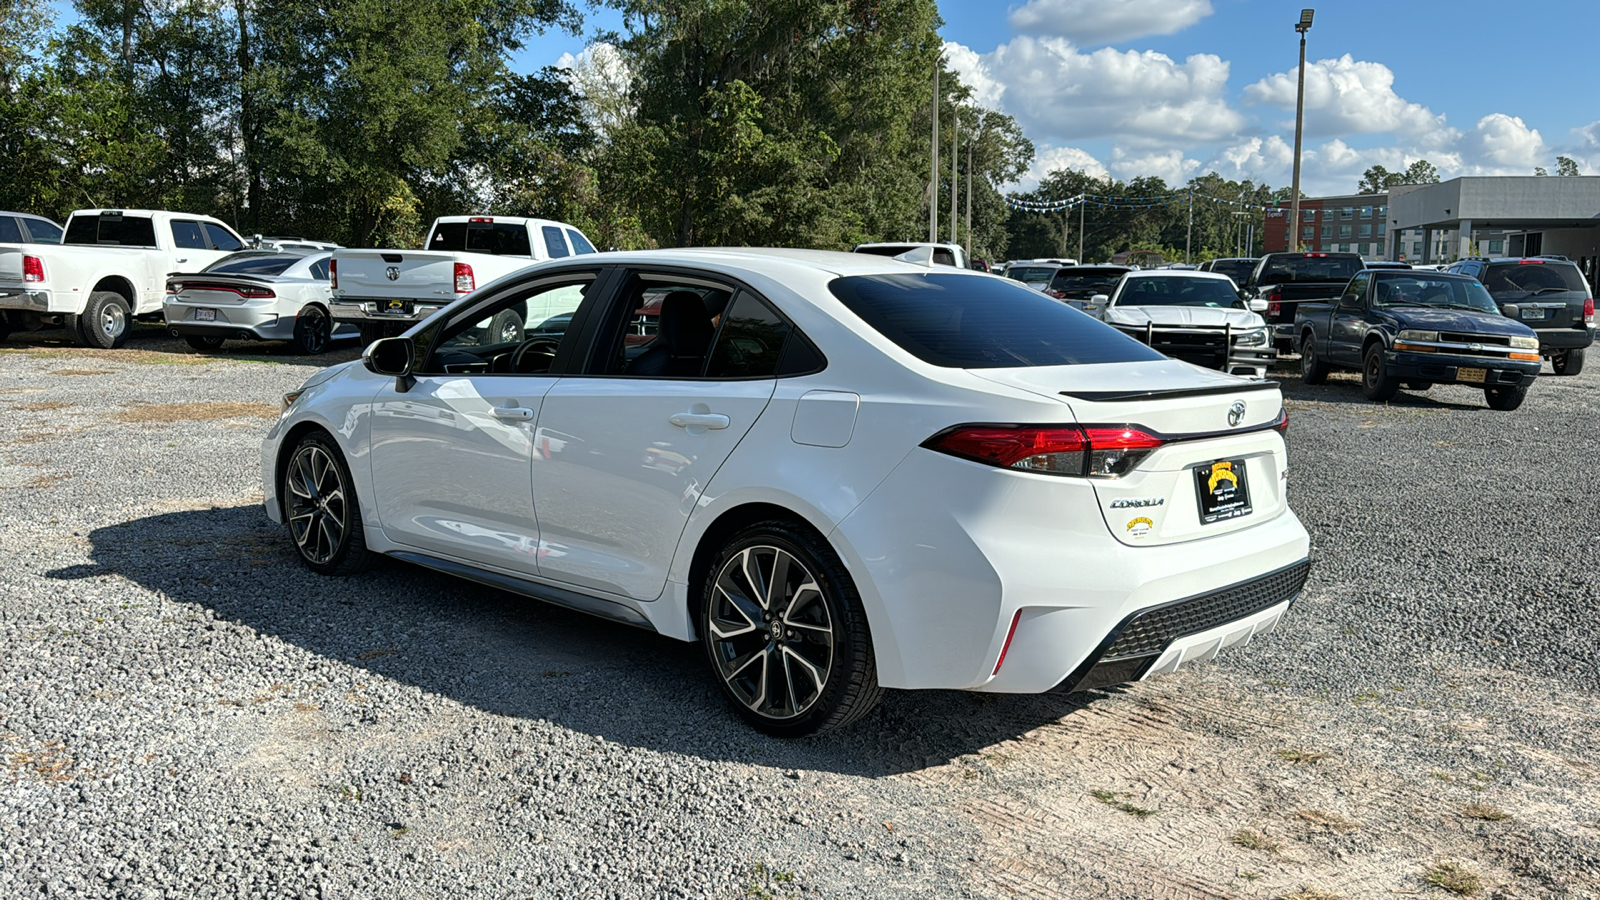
[24,473,71,489]
[50,368,116,376]
[114,402,278,424]
[0,387,46,394]
[1,430,67,446]
[1,347,210,367]
[12,401,72,412]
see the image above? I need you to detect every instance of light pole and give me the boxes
[1288,9,1313,252]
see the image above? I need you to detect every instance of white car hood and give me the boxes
[1105,306,1264,329]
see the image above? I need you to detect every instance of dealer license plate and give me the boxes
[1195,459,1252,524]
[194,308,216,322]
[1457,367,1487,383]
[1521,308,1546,320]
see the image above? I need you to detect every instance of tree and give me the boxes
[1402,159,1439,185]
[1534,167,1548,176]
[1357,164,1404,194]
[1556,156,1581,176]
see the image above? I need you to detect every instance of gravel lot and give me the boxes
[2,323,1599,899]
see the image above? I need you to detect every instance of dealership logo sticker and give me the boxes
[385,266,400,281]
[1227,400,1247,427]
[1125,517,1154,538]
[1208,461,1239,493]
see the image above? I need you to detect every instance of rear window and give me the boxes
[65,214,158,247]
[1007,266,1058,285]
[1257,254,1364,284]
[1209,259,1255,284]
[1480,261,1587,298]
[429,222,533,256]
[829,272,1164,369]
[203,253,302,276]
[1047,267,1128,297]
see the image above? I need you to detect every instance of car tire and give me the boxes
[358,322,386,347]
[1551,347,1585,376]
[282,431,376,576]
[699,520,883,738]
[1298,334,1328,385]
[292,306,332,355]
[0,311,11,342]
[185,335,225,352]
[1405,380,1431,390]
[489,309,523,345]
[1485,384,1528,411]
[79,291,131,349]
[1361,343,1399,401]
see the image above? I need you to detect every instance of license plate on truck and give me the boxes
[195,308,216,321]
[1457,367,1487,383]
[1195,459,1252,524]
[386,298,408,313]
[1521,308,1546,320]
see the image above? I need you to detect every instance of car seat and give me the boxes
[625,291,714,377]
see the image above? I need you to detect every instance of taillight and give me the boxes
[1272,406,1289,435]
[1584,298,1595,325]
[240,286,275,299]
[454,262,474,293]
[1267,292,1282,318]
[329,259,338,290]
[923,424,1164,478]
[22,255,44,283]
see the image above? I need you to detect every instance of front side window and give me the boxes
[419,277,592,375]
[830,272,1163,369]
[541,225,570,259]
[171,220,208,249]
[203,223,244,251]
[1338,273,1370,307]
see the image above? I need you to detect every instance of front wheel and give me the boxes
[1361,344,1399,401]
[292,306,332,355]
[699,521,882,737]
[1298,334,1328,384]
[185,335,225,352]
[1485,384,1528,411]
[1551,347,1585,376]
[488,309,523,345]
[282,432,375,576]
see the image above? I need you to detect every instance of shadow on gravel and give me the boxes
[2,322,359,367]
[59,504,1102,776]
[1276,374,1487,411]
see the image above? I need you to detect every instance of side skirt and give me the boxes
[387,551,656,632]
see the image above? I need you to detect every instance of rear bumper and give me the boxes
[1533,328,1594,351]
[1387,349,1540,386]
[164,301,296,340]
[329,298,448,324]
[0,288,52,313]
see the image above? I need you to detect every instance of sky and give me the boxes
[511,0,1600,196]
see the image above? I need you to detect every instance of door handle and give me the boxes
[669,412,730,430]
[490,406,534,421]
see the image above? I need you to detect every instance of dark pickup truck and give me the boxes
[1242,252,1366,352]
[1294,269,1542,410]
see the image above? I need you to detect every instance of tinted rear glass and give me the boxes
[203,253,302,276]
[429,222,533,256]
[1481,262,1587,298]
[830,272,1164,368]
[65,214,157,247]
[1007,266,1058,284]
[853,244,915,257]
[1209,259,1255,283]
[1257,254,1363,283]
[1047,267,1128,297]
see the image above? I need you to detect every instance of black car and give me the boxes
[1043,265,1132,301]
[1294,270,1542,410]
[1447,257,1595,375]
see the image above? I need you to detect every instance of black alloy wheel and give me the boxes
[293,306,332,355]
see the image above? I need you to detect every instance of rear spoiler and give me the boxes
[1060,381,1279,402]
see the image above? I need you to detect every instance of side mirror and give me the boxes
[364,337,415,391]
[1090,294,1110,304]
[1501,303,1519,319]
[1249,298,1268,313]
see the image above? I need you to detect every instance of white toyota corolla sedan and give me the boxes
[262,249,1310,736]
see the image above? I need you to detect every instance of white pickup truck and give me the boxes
[329,215,598,342]
[0,208,249,348]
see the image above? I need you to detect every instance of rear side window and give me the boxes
[171,220,208,249]
[541,225,570,259]
[22,219,62,243]
[830,273,1164,368]
[429,222,533,256]
[308,259,330,281]
[0,217,21,243]
[706,293,791,378]
[1481,262,1587,298]
[566,229,597,254]
[66,214,158,247]
[203,223,244,251]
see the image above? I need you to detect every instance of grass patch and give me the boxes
[1424,861,1482,895]
[1274,749,1328,765]
[1230,829,1281,853]
[114,401,277,424]
[1461,803,1510,822]
[1296,809,1359,833]
[1091,789,1157,818]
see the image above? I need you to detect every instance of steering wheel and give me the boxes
[510,337,563,373]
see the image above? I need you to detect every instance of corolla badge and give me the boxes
[1227,400,1247,427]
[385,266,400,281]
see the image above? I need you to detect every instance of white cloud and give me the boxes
[971,37,1244,145]
[943,41,1004,107]
[555,43,633,136]
[1010,145,1111,190]
[1009,0,1213,45]
[1242,55,1452,142]
[1110,147,1200,184]
[1470,114,1544,170]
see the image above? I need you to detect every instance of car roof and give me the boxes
[1479,257,1580,265]
[1122,269,1234,281]
[1370,269,1473,280]
[586,247,985,280]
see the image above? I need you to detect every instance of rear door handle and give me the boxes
[490,406,534,421]
[669,412,730,430]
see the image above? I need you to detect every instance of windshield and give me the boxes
[429,222,533,256]
[1007,266,1058,286]
[1116,276,1240,308]
[1047,267,1128,298]
[1481,262,1588,298]
[203,252,308,276]
[1209,259,1255,284]
[1372,275,1499,313]
[1257,254,1364,284]
[829,272,1163,368]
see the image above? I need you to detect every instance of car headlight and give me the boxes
[1510,335,1539,350]
[1396,330,1439,342]
[1232,328,1268,346]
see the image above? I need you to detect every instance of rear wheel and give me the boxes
[1361,343,1399,401]
[292,306,332,355]
[1551,347,1585,376]
[1485,384,1528,411]
[185,335,225,352]
[357,322,386,347]
[1298,334,1328,384]
[79,291,131,349]
[699,521,882,737]
[282,432,375,576]
[488,309,523,345]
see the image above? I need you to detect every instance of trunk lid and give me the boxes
[970,361,1289,547]
[168,273,275,304]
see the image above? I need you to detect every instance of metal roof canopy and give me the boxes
[1388,176,1600,232]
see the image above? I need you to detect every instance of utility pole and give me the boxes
[950,110,958,246]
[1289,9,1314,252]
[965,132,974,261]
[1185,189,1193,264]
[930,64,938,243]
[1078,197,1085,263]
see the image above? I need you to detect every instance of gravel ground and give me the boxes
[2,323,1599,899]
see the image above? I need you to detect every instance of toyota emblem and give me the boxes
[385,266,400,281]
[1227,400,1247,427]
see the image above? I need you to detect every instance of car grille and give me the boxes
[1114,324,1231,368]
[1439,332,1509,347]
